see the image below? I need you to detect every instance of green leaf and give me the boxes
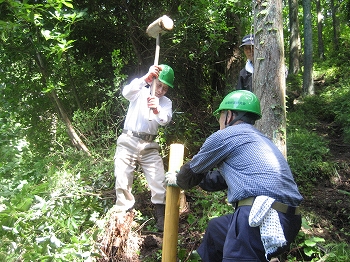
[304,239,317,247]
[304,246,315,257]
[62,1,73,9]
[17,197,33,211]
[312,236,325,243]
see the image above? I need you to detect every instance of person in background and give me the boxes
[236,34,254,91]
[114,64,174,232]
[166,90,303,261]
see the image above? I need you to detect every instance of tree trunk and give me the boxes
[49,91,91,156]
[302,0,314,95]
[288,0,301,74]
[65,54,83,111]
[330,0,340,51]
[316,0,325,60]
[253,0,287,157]
[32,42,91,156]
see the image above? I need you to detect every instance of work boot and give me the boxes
[154,204,165,232]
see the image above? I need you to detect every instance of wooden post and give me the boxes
[162,143,184,262]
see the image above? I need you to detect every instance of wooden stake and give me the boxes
[162,144,184,262]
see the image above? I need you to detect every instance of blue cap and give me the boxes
[240,34,254,47]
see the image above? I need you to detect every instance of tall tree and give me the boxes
[302,0,314,95]
[330,0,340,51]
[288,0,301,74]
[0,0,91,155]
[316,0,325,59]
[253,0,287,156]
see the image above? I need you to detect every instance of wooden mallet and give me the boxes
[146,15,174,120]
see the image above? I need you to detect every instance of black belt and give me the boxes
[122,129,156,142]
[237,197,300,215]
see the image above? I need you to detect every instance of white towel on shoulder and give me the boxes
[248,196,287,259]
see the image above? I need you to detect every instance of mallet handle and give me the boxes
[149,34,160,121]
[154,35,160,66]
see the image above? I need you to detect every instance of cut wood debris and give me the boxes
[97,209,142,262]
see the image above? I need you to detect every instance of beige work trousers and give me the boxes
[114,133,166,211]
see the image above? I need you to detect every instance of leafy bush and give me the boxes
[0,137,112,261]
[320,84,350,143]
[287,125,334,193]
[185,189,232,233]
[286,86,347,194]
[324,242,350,261]
[286,218,327,261]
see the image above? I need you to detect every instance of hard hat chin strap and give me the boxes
[225,111,255,127]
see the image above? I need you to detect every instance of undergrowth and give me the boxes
[0,61,349,261]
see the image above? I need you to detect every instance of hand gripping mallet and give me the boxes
[146,15,174,120]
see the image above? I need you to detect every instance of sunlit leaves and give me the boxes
[0,161,103,260]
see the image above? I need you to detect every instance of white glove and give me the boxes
[165,171,179,187]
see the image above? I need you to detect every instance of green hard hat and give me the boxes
[158,64,174,88]
[214,90,262,119]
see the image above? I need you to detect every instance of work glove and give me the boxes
[165,171,179,187]
[144,65,162,84]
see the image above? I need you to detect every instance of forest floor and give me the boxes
[102,120,350,261]
[299,121,350,244]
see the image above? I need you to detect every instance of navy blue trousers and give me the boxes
[197,206,301,262]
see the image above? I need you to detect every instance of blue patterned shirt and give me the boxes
[189,123,303,206]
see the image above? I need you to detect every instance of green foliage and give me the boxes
[287,218,327,261]
[284,59,350,261]
[0,121,112,260]
[140,249,162,262]
[0,166,104,260]
[185,189,232,232]
[287,124,334,192]
[0,112,25,180]
[286,67,350,192]
[161,110,217,159]
[324,242,350,262]
[72,100,125,152]
[303,236,326,259]
[320,84,350,143]
[287,218,350,262]
[1,0,350,261]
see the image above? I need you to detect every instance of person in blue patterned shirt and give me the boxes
[166,90,303,261]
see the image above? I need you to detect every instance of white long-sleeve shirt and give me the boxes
[122,78,172,135]
[245,59,254,74]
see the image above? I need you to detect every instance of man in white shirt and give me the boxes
[114,64,174,231]
[236,34,254,91]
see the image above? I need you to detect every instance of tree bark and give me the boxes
[316,0,325,60]
[253,0,287,157]
[330,0,340,51]
[288,0,301,74]
[302,0,314,95]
